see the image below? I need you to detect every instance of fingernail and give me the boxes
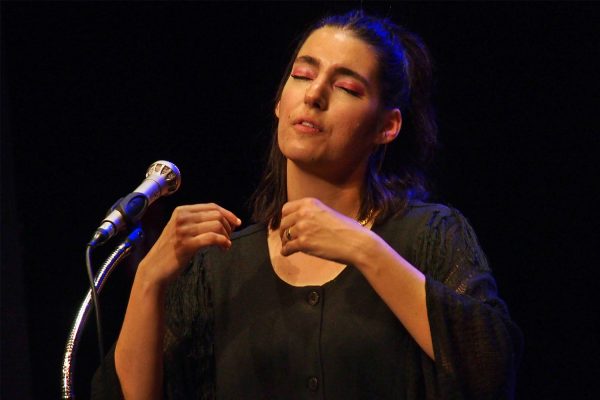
[236,218,242,225]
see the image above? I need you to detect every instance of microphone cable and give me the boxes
[85,244,105,362]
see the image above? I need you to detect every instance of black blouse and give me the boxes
[92,201,522,399]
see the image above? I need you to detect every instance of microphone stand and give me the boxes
[61,228,144,400]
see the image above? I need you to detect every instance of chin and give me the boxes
[280,142,320,162]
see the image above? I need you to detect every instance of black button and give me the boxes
[307,376,319,391]
[307,290,320,306]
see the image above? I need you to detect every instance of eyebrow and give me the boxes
[294,55,371,87]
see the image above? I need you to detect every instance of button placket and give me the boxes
[304,288,322,395]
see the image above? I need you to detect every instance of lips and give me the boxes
[292,116,323,133]
[300,121,318,129]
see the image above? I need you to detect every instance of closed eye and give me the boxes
[338,86,361,97]
[291,74,312,81]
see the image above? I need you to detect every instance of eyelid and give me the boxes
[291,65,315,79]
[291,73,312,80]
[337,87,360,97]
[335,81,365,96]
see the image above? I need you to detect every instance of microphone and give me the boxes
[89,160,181,248]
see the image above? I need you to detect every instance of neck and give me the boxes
[286,160,366,219]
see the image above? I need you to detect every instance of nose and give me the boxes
[304,79,328,111]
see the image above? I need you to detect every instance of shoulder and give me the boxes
[203,222,268,268]
[404,200,456,221]
[225,223,268,255]
[230,223,267,242]
[372,200,452,254]
[181,223,266,276]
[375,201,484,271]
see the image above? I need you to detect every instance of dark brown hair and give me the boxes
[251,10,438,229]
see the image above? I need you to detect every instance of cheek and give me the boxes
[277,82,296,118]
[337,106,378,136]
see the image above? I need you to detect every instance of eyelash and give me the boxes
[291,74,311,81]
[338,86,360,97]
[290,74,361,97]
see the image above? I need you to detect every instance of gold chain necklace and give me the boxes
[357,209,375,227]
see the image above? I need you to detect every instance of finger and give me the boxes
[181,210,234,235]
[279,214,301,243]
[280,236,302,257]
[177,220,231,240]
[281,198,309,217]
[282,226,293,244]
[173,209,232,238]
[188,231,232,251]
[201,203,242,227]
[179,203,242,227]
[210,203,242,227]
[175,206,240,234]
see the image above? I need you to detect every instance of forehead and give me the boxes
[297,27,380,78]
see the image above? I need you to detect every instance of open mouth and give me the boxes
[293,118,323,133]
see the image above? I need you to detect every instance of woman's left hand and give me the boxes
[279,197,373,265]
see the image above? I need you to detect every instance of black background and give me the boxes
[1,2,598,399]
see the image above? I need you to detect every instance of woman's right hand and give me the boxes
[137,203,242,286]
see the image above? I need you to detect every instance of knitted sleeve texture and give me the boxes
[417,207,523,399]
[163,251,215,400]
[90,251,215,400]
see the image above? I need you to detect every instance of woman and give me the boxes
[93,10,522,400]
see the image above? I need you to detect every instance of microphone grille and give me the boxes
[146,160,181,195]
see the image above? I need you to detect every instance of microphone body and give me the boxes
[89,160,181,247]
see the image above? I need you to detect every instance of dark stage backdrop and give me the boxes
[1,2,598,399]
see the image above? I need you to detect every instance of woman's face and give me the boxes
[276,27,392,180]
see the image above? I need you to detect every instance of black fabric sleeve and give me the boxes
[418,208,523,399]
[90,344,124,400]
[163,251,215,400]
[91,251,214,400]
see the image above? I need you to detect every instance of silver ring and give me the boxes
[285,227,292,241]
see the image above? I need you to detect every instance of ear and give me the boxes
[275,101,280,118]
[374,108,402,145]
